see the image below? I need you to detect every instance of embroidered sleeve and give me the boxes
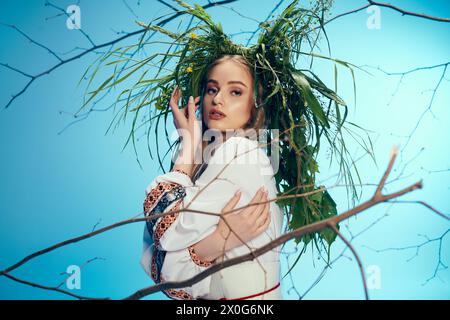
[143,169,192,246]
[144,183,185,247]
[141,169,212,300]
[188,245,213,267]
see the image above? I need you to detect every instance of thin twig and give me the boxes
[328,222,369,300]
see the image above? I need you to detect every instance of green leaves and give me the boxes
[136,22,179,40]
[306,188,339,251]
[291,70,330,128]
[303,72,346,107]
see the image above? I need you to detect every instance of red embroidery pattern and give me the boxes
[153,200,182,246]
[160,275,194,300]
[165,288,194,300]
[173,168,191,178]
[143,181,183,247]
[150,247,158,282]
[143,181,178,213]
[188,245,213,267]
[150,245,194,300]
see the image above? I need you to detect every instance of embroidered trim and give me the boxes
[188,245,213,267]
[154,199,183,246]
[143,183,186,245]
[173,168,191,179]
[143,180,187,291]
[150,245,161,282]
[143,181,178,213]
[143,176,208,300]
[165,288,194,300]
[160,275,194,300]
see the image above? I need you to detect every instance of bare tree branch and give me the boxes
[402,64,448,152]
[157,0,180,13]
[0,62,34,78]
[324,4,371,26]
[122,0,140,18]
[0,22,63,62]
[2,273,107,300]
[325,1,450,28]
[1,0,240,109]
[45,0,96,46]
[328,222,369,300]
[359,62,449,155]
[363,228,450,285]
[386,200,449,221]
[245,0,287,46]
[360,62,450,77]
[367,0,450,23]
[297,207,392,299]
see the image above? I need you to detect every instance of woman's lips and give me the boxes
[209,110,226,120]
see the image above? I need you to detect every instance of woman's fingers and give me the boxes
[258,208,271,232]
[242,188,263,211]
[188,96,195,122]
[169,87,183,125]
[170,87,181,108]
[170,87,202,130]
[221,190,242,215]
[250,190,268,220]
[255,201,270,230]
[242,187,265,218]
[251,187,265,201]
[186,96,201,120]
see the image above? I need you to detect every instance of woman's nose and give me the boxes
[212,90,223,105]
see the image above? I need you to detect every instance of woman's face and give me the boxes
[202,59,254,134]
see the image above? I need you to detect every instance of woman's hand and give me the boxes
[169,87,202,164]
[217,187,271,249]
[190,187,271,263]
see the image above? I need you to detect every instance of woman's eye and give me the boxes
[207,87,217,94]
[231,90,242,96]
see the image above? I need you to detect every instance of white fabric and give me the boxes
[140,136,284,299]
[206,260,282,300]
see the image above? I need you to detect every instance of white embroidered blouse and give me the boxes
[140,136,284,300]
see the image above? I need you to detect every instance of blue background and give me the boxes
[0,0,449,299]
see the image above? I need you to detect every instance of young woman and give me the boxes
[140,55,284,300]
[78,0,348,302]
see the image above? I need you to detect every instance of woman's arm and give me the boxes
[191,187,270,263]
